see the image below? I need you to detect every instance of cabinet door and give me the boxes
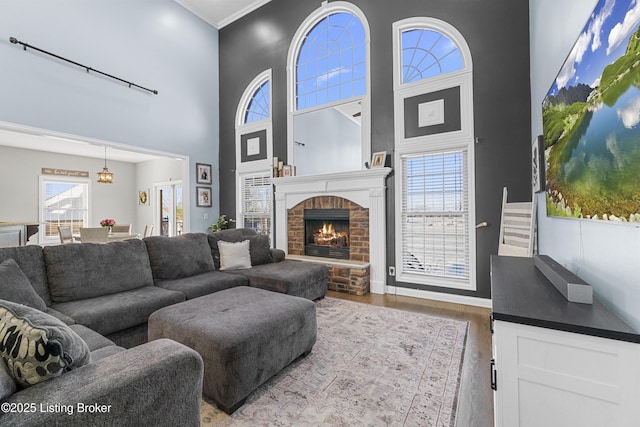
[493,320,640,427]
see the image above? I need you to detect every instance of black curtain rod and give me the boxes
[9,37,158,95]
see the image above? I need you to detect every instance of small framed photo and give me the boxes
[196,163,212,185]
[138,189,149,206]
[282,165,293,177]
[532,135,545,193]
[196,186,212,207]
[371,151,387,168]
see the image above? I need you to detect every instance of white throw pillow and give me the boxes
[217,240,252,271]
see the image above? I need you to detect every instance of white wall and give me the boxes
[0,0,219,232]
[0,145,136,242]
[530,0,640,331]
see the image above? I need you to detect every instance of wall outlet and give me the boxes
[203,213,209,220]
[388,266,395,276]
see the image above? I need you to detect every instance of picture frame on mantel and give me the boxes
[371,151,387,168]
[196,163,212,185]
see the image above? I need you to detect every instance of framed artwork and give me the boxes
[196,163,212,185]
[282,165,293,177]
[138,189,150,206]
[371,151,387,168]
[196,187,212,207]
[532,135,545,194]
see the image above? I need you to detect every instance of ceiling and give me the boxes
[174,0,272,28]
[0,2,269,162]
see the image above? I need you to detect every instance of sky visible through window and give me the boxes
[296,12,366,110]
[401,29,463,84]
[245,81,270,123]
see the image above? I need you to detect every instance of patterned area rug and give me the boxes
[201,297,469,426]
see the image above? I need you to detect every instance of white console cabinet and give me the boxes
[490,255,640,427]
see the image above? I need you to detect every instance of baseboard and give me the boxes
[385,286,492,309]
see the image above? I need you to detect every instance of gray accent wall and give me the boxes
[219,0,532,300]
[0,0,219,233]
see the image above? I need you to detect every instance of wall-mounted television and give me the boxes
[543,0,640,222]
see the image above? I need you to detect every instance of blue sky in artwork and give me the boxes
[549,0,640,95]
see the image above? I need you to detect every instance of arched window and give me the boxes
[235,70,273,239]
[287,2,370,176]
[400,29,464,84]
[296,12,366,110]
[393,18,476,291]
[245,80,270,123]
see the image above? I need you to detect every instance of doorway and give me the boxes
[156,182,183,237]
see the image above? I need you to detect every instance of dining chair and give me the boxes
[57,226,75,244]
[80,227,109,243]
[143,224,154,238]
[111,224,132,234]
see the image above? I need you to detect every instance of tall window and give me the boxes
[288,2,371,175]
[393,18,475,290]
[40,177,89,243]
[236,70,273,238]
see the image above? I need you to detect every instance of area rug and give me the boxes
[200,297,469,426]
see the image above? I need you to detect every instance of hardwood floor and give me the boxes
[326,290,494,427]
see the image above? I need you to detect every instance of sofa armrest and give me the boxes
[1,339,203,427]
[271,248,286,262]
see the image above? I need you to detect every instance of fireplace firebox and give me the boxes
[304,209,350,260]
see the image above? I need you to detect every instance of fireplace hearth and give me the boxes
[304,209,350,260]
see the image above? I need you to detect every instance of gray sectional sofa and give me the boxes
[0,229,328,426]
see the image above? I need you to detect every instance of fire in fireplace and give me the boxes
[304,209,350,259]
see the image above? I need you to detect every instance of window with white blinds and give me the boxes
[401,150,469,284]
[40,177,89,243]
[240,172,272,237]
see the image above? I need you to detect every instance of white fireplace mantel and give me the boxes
[273,167,391,294]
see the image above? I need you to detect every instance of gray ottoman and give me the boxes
[147,286,317,414]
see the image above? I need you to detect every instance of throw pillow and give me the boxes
[0,300,91,388]
[218,240,252,271]
[0,259,47,312]
[0,358,16,400]
[248,235,274,266]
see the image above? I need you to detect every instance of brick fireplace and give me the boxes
[273,168,391,294]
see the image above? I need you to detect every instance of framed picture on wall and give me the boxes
[532,135,545,193]
[138,189,150,206]
[196,187,212,207]
[196,163,212,185]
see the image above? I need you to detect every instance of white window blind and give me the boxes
[401,150,469,283]
[41,179,89,242]
[240,172,272,237]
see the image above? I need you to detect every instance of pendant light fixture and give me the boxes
[97,146,114,184]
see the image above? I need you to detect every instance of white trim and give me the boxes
[235,69,272,127]
[39,175,91,245]
[174,0,272,29]
[387,286,492,309]
[286,1,371,173]
[392,17,476,292]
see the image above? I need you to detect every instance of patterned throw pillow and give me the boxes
[0,300,91,387]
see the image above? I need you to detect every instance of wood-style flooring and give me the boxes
[326,290,494,427]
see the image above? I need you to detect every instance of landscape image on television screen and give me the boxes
[543,0,640,222]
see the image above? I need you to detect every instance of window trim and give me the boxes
[286,1,371,172]
[39,175,91,245]
[392,17,476,291]
[236,170,273,241]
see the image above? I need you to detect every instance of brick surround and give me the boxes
[288,196,370,294]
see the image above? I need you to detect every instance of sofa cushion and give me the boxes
[0,258,47,311]
[144,233,215,280]
[207,228,258,269]
[0,300,91,388]
[218,240,252,271]
[248,234,274,266]
[50,286,185,336]
[0,245,51,306]
[44,239,154,303]
[155,271,248,300]
[69,324,115,352]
